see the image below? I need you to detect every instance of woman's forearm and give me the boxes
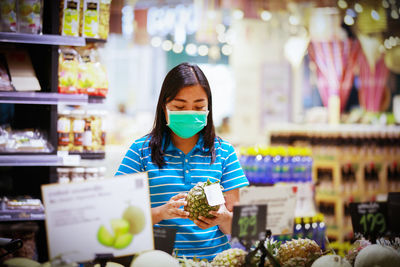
[151,206,164,224]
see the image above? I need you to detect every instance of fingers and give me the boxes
[170,193,187,201]
[208,211,218,217]
[194,219,209,229]
[198,215,213,225]
[170,200,187,208]
[172,208,189,218]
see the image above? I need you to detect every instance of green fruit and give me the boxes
[111,218,130,237]
[354,244,400,267]
[113,233,133,249]
[97,225,115,247]
[123,206,146,235]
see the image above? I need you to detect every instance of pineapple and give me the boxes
[211,248,247,267]
[276,239,322,266]
[184,180,222,221]
[180,257,212,267]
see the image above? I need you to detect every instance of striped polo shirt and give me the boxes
[115,134,249,261]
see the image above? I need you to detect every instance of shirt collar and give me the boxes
[162,133,208,153]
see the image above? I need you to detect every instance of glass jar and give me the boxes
[57,168,70,183]
[57,109,71,151]
[83,110,93,152]
[71,167,85,182]
[71,109,85,152]
[85,167,98,181]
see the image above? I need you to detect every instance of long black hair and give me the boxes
[149,62,217,168]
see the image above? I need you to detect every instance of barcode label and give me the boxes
[135,179,144,189]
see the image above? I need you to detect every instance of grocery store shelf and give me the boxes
[0,91,88,105]
[88,95,106,104]
[71,152,105,160]
[0,32,86,46]
[0,154,62,166]
[86,37,107,43]
[0,210,45,221]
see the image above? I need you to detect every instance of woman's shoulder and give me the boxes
[213,136,235,152]
[129,135,151,150]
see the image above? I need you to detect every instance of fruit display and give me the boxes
[353,244,400,267]
[184,180,223,221]
[211,248,247,267]
[276,239,322,267]
[97,205,145,250]
[130,250,180,267]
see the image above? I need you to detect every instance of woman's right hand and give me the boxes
[152,193,189,224]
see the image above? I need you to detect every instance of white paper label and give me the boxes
[204,184,225,206]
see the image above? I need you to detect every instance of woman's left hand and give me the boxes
[193,204,232,233]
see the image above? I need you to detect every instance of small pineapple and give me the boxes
[276,239,322,266]
[184,180,222,221]
[211,248,247,267]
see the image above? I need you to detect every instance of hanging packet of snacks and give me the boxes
[91,47,108,97]
[0,0,17,32]
[60,0,80,36]
[76,46,96,95]
[58,47,79,94]
[81,0,99,38]
[98,0,111,39]
[17,0,43,34]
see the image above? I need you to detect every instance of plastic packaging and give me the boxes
[70,109,85,152]
[58,47,79,94]
[5,129,52,152]
[82,0,99,38]
[61,0,80,36]
[0,0,17,32]
[98,0,111,39]
[57,109,71,151]
[16,0,42,34]
[0,55,13,91]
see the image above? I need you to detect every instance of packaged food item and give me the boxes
[82,0,99,38]
[98,166,106,179]
[57,109,71,151]
[70,109,85,152]
[99,0,111,39]
[83,111,93,152]
[71,167,85,182]
[87,109,103,152]
[100,110,106,150]
[5,130,52,152]
[16,0,42,34]
[91,47,108,97]
[60,0,80,36]
[0,0,17,32]
[77,47,96,94]
[58,47,79,94]
[0,54,13,91]
[85,167,98,181]
[4,197,44,210]
[57,168,70,184]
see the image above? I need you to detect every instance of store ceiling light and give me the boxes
[382,0,389,8]
[151,36,162,47]
[384,39,392,49]
[354,3,363,13]
[216,24,226,34]
[338,0,348,9]
[390,36,397,46]
[289,15,300,25]
[185,43,197,55]
[391,9,399,19]
[344,14,354,25]
[172,43,184,53]
[217,34,227,43]
[221,44,233,56]
[198,45,209,56]
[371,9,380,20]
[162,40,173,51]
[261,10,272,21]
[346,9,356,18]
[233,9,244,20]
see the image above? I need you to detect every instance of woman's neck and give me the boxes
[171,133,199,155]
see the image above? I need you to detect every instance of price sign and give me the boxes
[153,227,177,255]
[349,202,388,238]
[388,193,400,235]
[231,205,267,243]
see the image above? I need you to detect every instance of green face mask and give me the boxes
[166,109,209,139]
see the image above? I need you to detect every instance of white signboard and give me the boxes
[42,173,153,263]
[239,185,297,235]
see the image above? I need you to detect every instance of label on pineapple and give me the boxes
[41,173,154,263]
[204,183,225,206]
[349,202,388,239]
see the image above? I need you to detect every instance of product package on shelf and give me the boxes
[0,54,13,91]
[239,146,313,185]
[58,45,108,97]
[16,0,43,34]
[57,166,106,183]
[59,0,110,39]
[0,0,17,32]
[57,107,106,154]
[0,125,53,153]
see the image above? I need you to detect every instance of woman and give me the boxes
[116,62,249,260]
